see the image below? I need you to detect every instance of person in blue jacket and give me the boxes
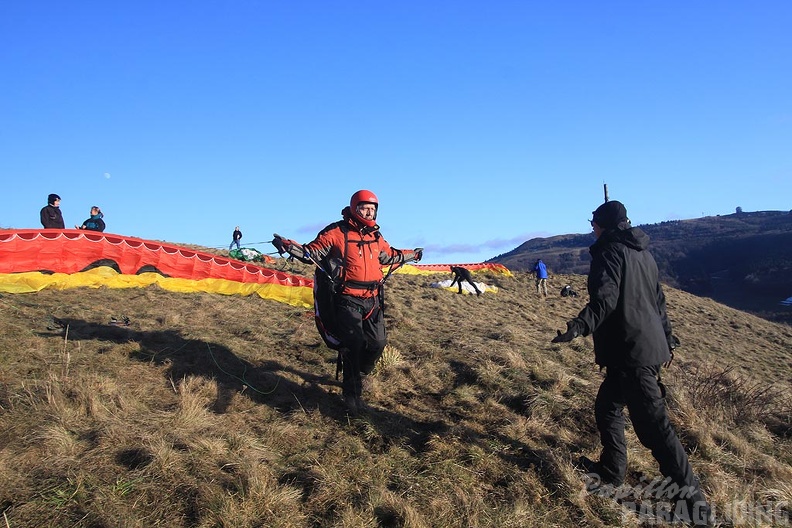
[534,259,548,297]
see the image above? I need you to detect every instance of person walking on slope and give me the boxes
[76,206,105,232]
[449,265,482,296]
[534,258,548,297]
[40,193,65,229]
[229,226,242,251]
[551,200,713,526]
[298,190,422,415]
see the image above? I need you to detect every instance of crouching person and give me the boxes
[560,284,578,298]
[450,265,482,296]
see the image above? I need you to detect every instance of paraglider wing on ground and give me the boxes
[229,247,270,263]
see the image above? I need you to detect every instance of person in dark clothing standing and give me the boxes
[76,206,105,232]
[40,193,65,229]
[229,226,242,251]
[552,200,713,525]
[449,265,482,296]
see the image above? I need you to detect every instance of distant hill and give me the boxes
[489,210,792,325]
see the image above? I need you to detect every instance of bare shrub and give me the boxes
[676,363,791,425]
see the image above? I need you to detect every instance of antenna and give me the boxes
[603,183,609,203]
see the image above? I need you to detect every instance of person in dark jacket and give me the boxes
[40,193,65,229]
[560,284,578,297]
[229,226,242,251]
[449,265,482,296]
[552,200,712,525]
[76,206,105,232]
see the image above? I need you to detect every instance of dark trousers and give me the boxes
[595,365,700,498]
[451,276,481,295]
[334,294,387,397]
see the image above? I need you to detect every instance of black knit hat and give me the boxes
[592,200,628,230]
[48,193,61,205]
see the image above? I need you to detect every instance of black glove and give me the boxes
[552,319,585,343]
[272,233,313,264]
[664,334,680,368]
[412,248,423,262]
[272,234,288,256]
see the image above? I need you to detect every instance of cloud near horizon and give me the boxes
[423,232,550,257]
[294,224,549,259]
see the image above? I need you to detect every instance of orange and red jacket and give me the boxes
[303,213,416,298]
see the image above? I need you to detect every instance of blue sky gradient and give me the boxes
[2,2,790,264]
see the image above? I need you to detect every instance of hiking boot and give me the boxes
[671,499,714,526]
[688,499,715,526]
[575,456,623,488]
[671,490,714,526]
[343,395,359,416]
[355,396,368,413]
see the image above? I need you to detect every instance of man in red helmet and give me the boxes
[302,190,422,415]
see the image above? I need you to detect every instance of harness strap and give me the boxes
[339,223,349,289]
[337,222,387,294]
[362,301,378,321]
[344,279,381,291]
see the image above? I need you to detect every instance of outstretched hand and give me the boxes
[272,233,313,264]
[271,234,289,256]
[412,248,423,262]
[551,320,584,343]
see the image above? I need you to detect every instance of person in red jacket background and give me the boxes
[302,190,422,415]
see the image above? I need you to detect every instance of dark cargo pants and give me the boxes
[595,364,701,498]
[334,294,387,398]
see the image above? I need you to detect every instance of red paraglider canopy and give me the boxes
[0,229,313,306]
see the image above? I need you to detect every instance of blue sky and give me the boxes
[2,1,790,264]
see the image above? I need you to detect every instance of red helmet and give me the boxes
[350,189,378,227]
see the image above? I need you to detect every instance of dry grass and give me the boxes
[1,264,791,527]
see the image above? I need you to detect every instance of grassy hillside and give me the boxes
[1,263,791,527]
[491,211,792,326]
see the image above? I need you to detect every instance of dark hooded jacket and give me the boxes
[575,225,672,368]
[40,204,65,229]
